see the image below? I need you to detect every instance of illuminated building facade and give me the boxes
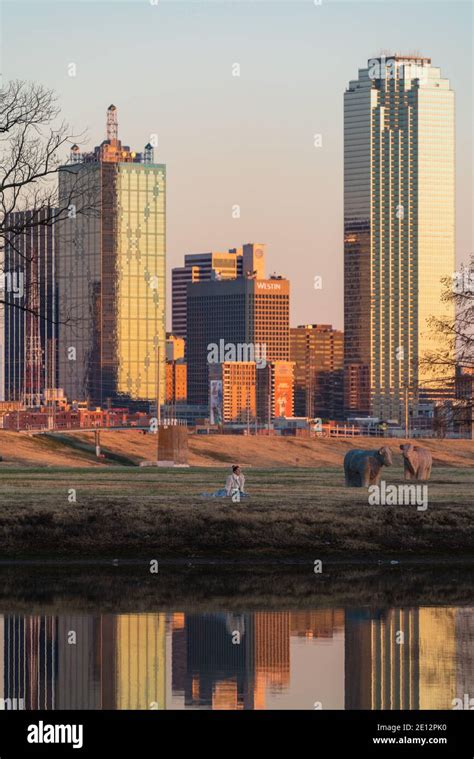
[253,613,290,689]
[290,324,344,419]
[187,276,289,407]
[172,251,243,341]
[116,614,166,710]
[418,607,457,709]
[165,333,187,405]
[172,243,265,341]
[58,105,166,408]
[209,362,257,424]
[256,360,294,423]
[344,608,420,710]
[166,334,185,362]
[344,56,455,421]
[344,606,464,711]
[166,362,187,405]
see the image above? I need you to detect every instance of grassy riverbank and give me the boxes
[0,466,472,561]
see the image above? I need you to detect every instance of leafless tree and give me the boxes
[423,264,474,373]
[421,260,474,434]
[0,79,98,322]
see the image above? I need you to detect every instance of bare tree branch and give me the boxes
[0,80,99,328]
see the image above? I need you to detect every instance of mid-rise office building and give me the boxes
[165,334,186,406]
[256,360,294,423]
[344,55,455,421]
[172,252,242,341]
[171,243,265,339]
[166,362,187,406]
[58,105,166,408]
[187,275,290,407]
[209,362,256,424]
[290,324,344,419]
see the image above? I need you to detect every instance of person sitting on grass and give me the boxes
[225,465,246,501]
[201,465,248,500]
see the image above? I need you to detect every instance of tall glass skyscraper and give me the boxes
[58,106,166,408]
[344,55,455,421]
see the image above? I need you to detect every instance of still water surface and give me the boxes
[1,606,472,710]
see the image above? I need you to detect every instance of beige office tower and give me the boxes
[344,56,455,421]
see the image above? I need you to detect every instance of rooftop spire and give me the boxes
[107,104,118,143]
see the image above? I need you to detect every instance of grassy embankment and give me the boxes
[0,429,472,468]
[0,464,472,561]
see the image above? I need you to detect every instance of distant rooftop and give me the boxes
[371,53,431,64]
[67,104,156,166]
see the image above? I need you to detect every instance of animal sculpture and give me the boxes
[399,444,433,481]
[344,446,393,487]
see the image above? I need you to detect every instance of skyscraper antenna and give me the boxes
[107,104,118,143]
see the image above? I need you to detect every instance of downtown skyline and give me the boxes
[0,63,465,423]
[2,0,472,332]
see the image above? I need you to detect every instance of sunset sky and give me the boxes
[2,0,473,330]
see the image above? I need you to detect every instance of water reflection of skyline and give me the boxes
[0,608,472,710]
